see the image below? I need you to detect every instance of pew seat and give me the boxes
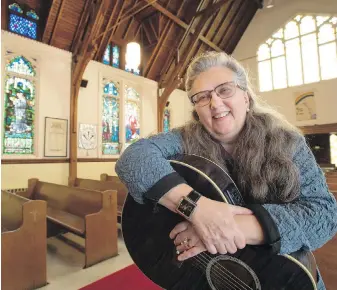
[20,178,118,268]
[47,207,85,234]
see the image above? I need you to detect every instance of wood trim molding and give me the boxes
[298,123,337,135]
[77,158,118,162]
[2,158,119,164]
[2,158,70,164]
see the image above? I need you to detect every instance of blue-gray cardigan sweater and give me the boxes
[116,130,337,290]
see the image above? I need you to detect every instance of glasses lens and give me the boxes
[215,83,235,99]
[193,93,211,107]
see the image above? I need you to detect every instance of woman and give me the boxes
[116,51,337,289]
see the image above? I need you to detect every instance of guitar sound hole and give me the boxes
[206,255,261,290]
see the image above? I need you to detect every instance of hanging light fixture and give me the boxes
[125,42,141,73]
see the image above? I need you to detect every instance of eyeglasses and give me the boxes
[189,81,245,107]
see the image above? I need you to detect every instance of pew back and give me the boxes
[31,180,102,218]
[74,177,127,212]
[100,174,128,208]
[1,190,29,232]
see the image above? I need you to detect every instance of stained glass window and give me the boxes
[163,108,170,133]
[8,3,38,40]
[125,85,140,144]
[9,3,23,13]
[3,55,36,154]
[26,10,39,20]
[102,43,120,68]
[112,45,120,68]
[103,44,110,65]
[258,14,337,92]
[102,79,120,155]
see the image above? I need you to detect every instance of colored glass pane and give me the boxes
[104,82,118,96]
[9,14,37,39]
[3,75,35,154]
[163,108,170,133]
[125,101,140,143]
[103,44,110,65]
[125,86,140,101]
[9,3,23,13]
[102,96,120,155]
[26,10,39,20]
[112,45,120,68]
[6,56,36,76]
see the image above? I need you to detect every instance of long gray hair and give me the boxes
[180,51,302,203]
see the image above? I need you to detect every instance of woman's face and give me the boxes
[190,66,249,144]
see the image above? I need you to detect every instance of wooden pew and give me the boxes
[23,178,118,268]
[1,190,47,290]
[70,176,128,220]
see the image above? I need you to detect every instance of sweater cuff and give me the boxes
[246,204,281,254]
[144,172,187,203]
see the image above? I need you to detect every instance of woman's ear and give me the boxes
[244,91,250,108]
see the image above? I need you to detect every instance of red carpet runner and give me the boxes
[80,264,162,290]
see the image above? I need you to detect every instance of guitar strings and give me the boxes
[203,252,254,290]
[190,253,253,290]
[193,254,248,290]
[193,254,246,290]
[191,260,234,289]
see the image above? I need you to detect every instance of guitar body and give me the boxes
[122,155,317,290]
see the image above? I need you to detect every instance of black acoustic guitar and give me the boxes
[122,154,318,290]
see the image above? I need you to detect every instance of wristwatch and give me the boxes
[176,189,201,220]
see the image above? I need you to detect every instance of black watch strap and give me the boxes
[176,190,201,220]
[187,189,201,203]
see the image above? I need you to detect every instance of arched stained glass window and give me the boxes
[102,43,120,68]
[125,85,140,145]
[3,54,37,154]
[102,79,120,155]
[8,3,39,40]
[258,15,337,92]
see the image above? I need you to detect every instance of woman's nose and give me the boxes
[210,91,223,109]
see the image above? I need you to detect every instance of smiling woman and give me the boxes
[116,51,337,290]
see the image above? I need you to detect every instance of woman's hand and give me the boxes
[169,221,206,261]
[189,197,253,255]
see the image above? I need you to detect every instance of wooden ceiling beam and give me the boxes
[149,18,158,40]
[194,1,231,58]
[69,0,110,182]
[225,1,258,53]
[157,0,222,132]
[143,23,153,44]
[145,0,222,52]
[219,0,247,50]
[195,0,231,17]
[49,0,65,45]
[157,0,208,84]
[122,16,135,39]
[143,0,187,78]
[133,21,142,40]
[95,0,121,60]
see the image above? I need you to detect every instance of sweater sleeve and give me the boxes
[115,130,185,204]
[262,136,337,254]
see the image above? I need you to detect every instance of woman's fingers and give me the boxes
[177,246,205,261]
[169,221,189,239]
[234,230,246,249]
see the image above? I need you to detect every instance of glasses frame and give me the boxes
[189,81,246,107]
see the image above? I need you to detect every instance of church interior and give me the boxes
[1,0,337,289]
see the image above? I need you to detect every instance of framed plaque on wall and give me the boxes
[44,117,68,157]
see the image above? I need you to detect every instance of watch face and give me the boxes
[179,199,195,217]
